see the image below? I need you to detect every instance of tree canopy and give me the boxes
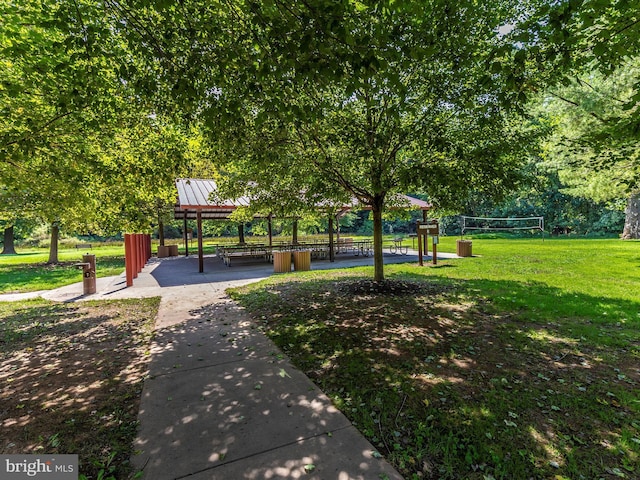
[3,0,639,260]
[0,0,205,258]
[513,0,640,238]
[110,0,544,279]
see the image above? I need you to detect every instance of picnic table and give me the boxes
[217,239,375,266]
[388,237,408,255]
[351,240,373,256]
[219,244,270,266]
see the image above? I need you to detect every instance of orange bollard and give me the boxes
[124,234,134,286]
[145,234,150,261]
[133,234,139,278]
[137,234,143,273]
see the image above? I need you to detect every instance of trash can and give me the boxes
[273,251,292,273]
[75,254,96,294]
[157,245,169,258]
[168,244,179,256]
[456,240,473,257]
[293,250,311,271]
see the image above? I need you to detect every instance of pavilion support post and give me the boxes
[197,210,204,273]
[423,211,428,258]
[268,215,273,247]
[183,212,189,257]
[292,219,298,245]
[335,214,340,245]
[238,223,246,244]
[328,215,335,262]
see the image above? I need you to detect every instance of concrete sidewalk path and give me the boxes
[122,255,403,478]
[132,300,402,479]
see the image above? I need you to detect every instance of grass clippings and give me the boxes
[230,272,640,480]
[0,297,159,478]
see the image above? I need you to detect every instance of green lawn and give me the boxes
[431,236,638,303]
[228,237,640,480]
[0,244,127,294]
[1,236,638,478]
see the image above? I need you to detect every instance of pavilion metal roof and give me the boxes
[174,178,430,220]
[175,178,251,209]
[378,194,430,210]
[174,178,252,220]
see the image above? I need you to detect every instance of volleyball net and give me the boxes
[461,216,544,235]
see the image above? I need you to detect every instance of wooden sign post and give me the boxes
[417,220,439,266]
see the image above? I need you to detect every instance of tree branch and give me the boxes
[71,0,92,61]
[611,17,640,38]
[297,124,371,203]
[103,0,179,70]
[549,91,609,123]
[576,77,627,104]
[2,109,84,148]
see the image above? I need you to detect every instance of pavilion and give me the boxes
[173,178,430,272]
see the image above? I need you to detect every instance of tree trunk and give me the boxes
[372,196,385,281]
[1,225,17,255]
[47,223,59,264]
[292,220,298,244]
[622,190,640,239]
[328,215,335,262]
[238,223,246,244]
[158,219,165,246]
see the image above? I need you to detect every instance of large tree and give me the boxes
[111,0,540,280]
[1,0,124,261]
[513,0,640,238]
[1,0,200,259]
[535,63,639,238]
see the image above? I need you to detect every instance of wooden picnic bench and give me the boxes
[75,243,92,249]
[220,245,270,266]
[352,240,373,256]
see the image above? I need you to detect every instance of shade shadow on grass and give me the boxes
[0,298,159,478]
[229,274,640,480]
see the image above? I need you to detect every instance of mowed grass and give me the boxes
[0,245,127,294]
[228,237,640,480]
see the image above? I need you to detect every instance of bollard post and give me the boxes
[124,234,134,286]
[137,234,143,273]
[432,236,438,266]
[132,234,139,278]
[83,254,96,294]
